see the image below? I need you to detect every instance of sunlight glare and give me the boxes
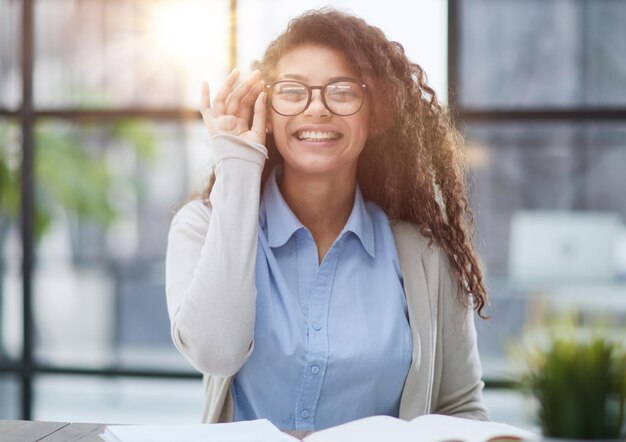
[147,0,211,71]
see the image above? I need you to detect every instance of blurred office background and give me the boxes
[1,0,625,429]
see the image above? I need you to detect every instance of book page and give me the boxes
[409,414,538,442]
[99,419,299,442]
[303,415,414,442]
[303,414,538,442]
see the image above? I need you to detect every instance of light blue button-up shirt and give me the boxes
[232,166,412,430]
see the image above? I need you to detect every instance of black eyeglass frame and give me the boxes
[265,80,368,116]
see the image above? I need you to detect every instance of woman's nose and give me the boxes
[303,90,331,117]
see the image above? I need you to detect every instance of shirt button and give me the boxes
[300,409,309,419]
[312,323,321,331]
[311,365,320,374]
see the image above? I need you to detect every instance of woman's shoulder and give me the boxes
[389,219,433,251]
[363,200,439,255]
[388,218,448,268]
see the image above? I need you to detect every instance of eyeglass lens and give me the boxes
[270,81,364,116]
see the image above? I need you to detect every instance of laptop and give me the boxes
[508,210,621,281]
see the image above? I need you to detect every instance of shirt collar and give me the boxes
[261,166,305,248]
[342,184,376,258]
[261,165,376,257]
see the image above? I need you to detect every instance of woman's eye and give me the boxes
[327,86,358,101]
[277,86,307,101]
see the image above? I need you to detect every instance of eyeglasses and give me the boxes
[265,80,367,116]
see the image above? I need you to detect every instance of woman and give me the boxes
[166,8,489,430]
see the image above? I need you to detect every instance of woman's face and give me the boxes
[268,44,370,180]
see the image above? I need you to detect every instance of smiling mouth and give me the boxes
[295,130,343,142]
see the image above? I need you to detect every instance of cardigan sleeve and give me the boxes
[165,134,267,376]
[432,250,489,420]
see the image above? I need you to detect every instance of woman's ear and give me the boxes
[266,118,273,134]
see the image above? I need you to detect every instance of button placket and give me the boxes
[294,240,343,430]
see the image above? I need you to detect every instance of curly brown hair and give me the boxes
[250,8,488,318]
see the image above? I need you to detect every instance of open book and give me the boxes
[303,414,538,442]
[100,414,538,442]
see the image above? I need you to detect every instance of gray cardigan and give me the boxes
[165,135,488,425]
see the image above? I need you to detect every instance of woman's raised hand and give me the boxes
[200,69,267,146]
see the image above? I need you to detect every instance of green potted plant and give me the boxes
[522,320,626,440]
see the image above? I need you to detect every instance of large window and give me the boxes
[1,0,230,422]
[453,0,626,424]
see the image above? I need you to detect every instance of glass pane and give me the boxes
[587,1,626,106]
[582,124,626,219]
[0,0,21,109]
[34,375,203,424]
[467,122,626,278]
[238,0,448,102]
[467,122,626,378]
[33,119,210,371]
[0,375,20,419]
[467,123,578,277]
[0,119,22,362]
[34,0,229,109]
[459,0,626,108]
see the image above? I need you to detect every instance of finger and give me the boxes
[225,70,262,115]
[213,68,240,116]
[200,81,211,114]
[238,81,265,123]
[250,91,267,142]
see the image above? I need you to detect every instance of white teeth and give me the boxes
[296,131,341,141]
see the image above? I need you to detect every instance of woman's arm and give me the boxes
[165,70,268,376]
[166,135,267,376]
